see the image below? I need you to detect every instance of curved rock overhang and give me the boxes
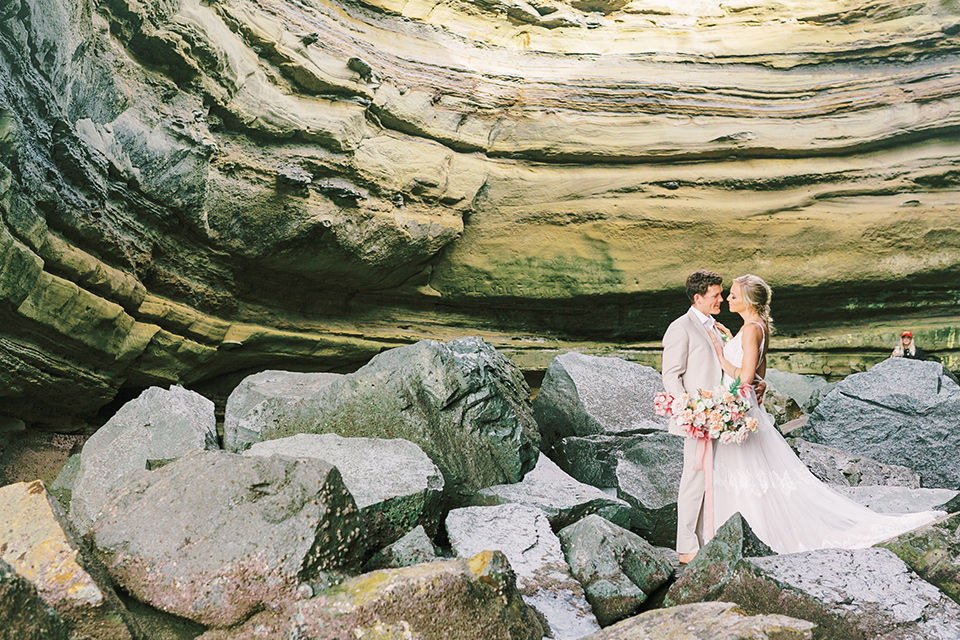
[1,0,959,428]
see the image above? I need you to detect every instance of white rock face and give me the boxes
[446,503,600,639]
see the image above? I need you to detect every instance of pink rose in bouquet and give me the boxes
[654,378,758,444]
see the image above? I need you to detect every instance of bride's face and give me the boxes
[727,282,747,314]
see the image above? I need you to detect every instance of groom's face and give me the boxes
[694,284,724,316]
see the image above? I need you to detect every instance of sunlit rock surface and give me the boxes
[2,0,959,429]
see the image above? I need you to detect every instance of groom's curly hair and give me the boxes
[685,270,723,301]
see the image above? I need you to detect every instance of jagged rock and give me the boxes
[446,503,601,639]
[90,449,366,627]
[674,546,960,639]
[472,453,632,530]
[71,385,218,532]
[664,512,775,608]
[533,352,667,450]
[558,514,673,626]
[244,433,444,550]
[0,558,69,640]
[579,601,815,639]
[551,433,647,489]
[614,432,684,547]
[788,437,921,488]
[765,369,830,414]
[878,512,960,606]
[833,485,958,514]
[197,551,547,640]
[362,525,442,571]
[48,453,81,512]
[0,480,134,640]
[804,358,960,488]
[224,338,539,507]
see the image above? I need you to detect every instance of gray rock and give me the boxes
[833,485,957,514]
[0,558,69,640]
[765,368,830,413]
[533,353,668,450]
[224,338,540,507]
[71,385,218,532]
[49,453,81,512]
[804,358,960,488]
[446,503,601,639]
[473,453,632,530]
[558,514,673,627]
[245,433,444,549]
[223,371,342,452]
[664,512,775,608]
[552,433,648,489]
[879,512,960,607]
[91,449,366,628]
[579,601,816,639]
[614,432,684,547]
[788,437,921,488]
[362,525,442,571]
[691,547,960,639]
[761,389,802,426]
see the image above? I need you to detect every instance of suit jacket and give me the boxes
[661,307,723,437]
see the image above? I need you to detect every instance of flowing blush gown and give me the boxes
[712,326,944,554]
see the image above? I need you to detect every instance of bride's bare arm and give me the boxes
[738,323,763,386]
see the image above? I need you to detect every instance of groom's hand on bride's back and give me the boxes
[755,380,767,404]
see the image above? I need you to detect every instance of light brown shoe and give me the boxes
[678,552,697,564]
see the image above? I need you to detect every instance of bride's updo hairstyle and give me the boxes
[735,274,775,335]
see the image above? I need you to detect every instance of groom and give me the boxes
[661,269,725,564]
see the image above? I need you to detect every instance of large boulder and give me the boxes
[0,481,132,640]
[70,385,218,532]
[614,432,684,547]
[552,433,646,489]
[558,514,673,627]
[472,453,632,530]
[446,503,601,639]
[579,601,816,640]
[197,551,547,640]
[533,353,668,451]
[90,449,366,628]
[244,433,444,550]
[878,512,960,606]
[804,358,960,488]
[787,437,921,488]
[0,558,69,640]
[672,546,960,639]
[224,337,540,506]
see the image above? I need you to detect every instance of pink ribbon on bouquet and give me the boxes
[692,436,715,543]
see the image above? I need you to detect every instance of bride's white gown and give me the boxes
[712,327,944,554]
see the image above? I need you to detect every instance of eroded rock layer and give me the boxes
[2,0,959,428]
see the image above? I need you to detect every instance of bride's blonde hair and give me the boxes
[735,274,775,336]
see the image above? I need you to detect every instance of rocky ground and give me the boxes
[2,337,958,640]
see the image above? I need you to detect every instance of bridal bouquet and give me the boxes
[654,380,758,444]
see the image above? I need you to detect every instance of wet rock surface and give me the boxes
[879,512,960,607]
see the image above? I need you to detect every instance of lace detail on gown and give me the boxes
[712,330,943,554]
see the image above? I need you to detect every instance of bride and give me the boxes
[707,274,944,554]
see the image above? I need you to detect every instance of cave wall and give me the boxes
[1,0,959,429]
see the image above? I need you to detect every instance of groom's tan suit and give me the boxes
[662,306,723,554]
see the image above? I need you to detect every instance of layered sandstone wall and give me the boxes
[1,0,958,428]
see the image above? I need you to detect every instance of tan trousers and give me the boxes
[676,436,707,554]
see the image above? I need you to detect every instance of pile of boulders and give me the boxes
[2,338,958,640]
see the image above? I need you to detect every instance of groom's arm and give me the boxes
[661,322,688,398]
